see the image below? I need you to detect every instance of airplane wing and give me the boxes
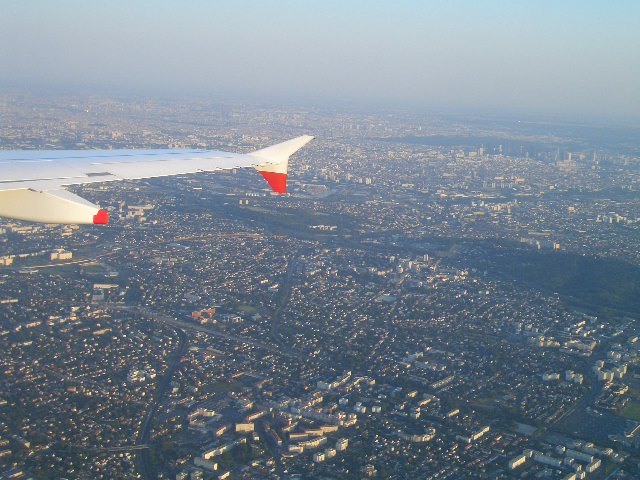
[0,135,313,224]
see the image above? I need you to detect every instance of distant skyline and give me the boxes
[1,1,639,123]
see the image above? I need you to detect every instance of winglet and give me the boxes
[250,135,314,194]
[93,209,109,224]
[258,171,288,194]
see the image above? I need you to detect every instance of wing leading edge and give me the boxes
[0,135,314,224]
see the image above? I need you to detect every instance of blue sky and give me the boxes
[1,1,639,121]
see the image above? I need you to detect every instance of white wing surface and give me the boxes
[0,135,313,224]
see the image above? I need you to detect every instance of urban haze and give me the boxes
[2,1,640,480]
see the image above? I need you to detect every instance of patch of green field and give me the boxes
[236,303,258,315]
[602,463,618,476]
[472,393,500,407]
[202,374,255,394]
[513,422,538,435]
[619,401,640,421]
[203,381,241,394]
[81,263,107,274]
[625,386,640,400]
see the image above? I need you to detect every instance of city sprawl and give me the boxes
[1,94,640,480]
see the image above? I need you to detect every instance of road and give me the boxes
[135,325,188,480]
[111,305,302,360]
[164,317,301,359]
[270,257,299,342]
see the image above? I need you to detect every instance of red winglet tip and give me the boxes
[259,171,287,194]
[93,209,109,224]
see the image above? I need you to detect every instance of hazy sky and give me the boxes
[1,0,639,122]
